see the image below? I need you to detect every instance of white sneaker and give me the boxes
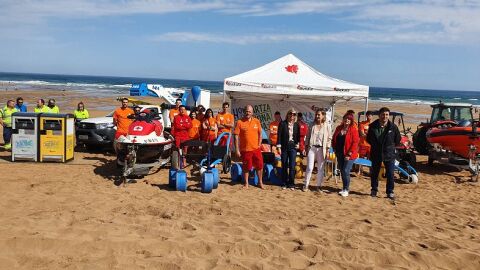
[338,190,349,197]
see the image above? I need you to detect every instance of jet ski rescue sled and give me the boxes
[116,111,174,180]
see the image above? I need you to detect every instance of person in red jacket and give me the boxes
[173,105,192,167]
[297,112,308,154]
[332,113,360,197]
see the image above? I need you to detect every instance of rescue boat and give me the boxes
[426,121,480,159]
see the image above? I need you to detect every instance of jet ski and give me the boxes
[116,111,174,179]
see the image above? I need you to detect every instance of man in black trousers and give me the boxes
[276,108,300,190]
[367,107,401,199]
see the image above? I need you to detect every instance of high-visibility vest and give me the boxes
[34,106,49,113]
[0,106,19,127]
[73,109,89,120]
[48,106,60,113]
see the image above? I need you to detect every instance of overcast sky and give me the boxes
[0,0,479,90]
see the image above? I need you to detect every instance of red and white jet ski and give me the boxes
[116,111,174,179]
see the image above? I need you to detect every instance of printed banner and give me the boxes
[231,100,332,132]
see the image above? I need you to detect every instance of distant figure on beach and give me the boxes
[15,97,27,112]
[169,98,182,124]
[358,111,373,158]
[34,99,49,113]
[0,100,19,150]
[303,109,331,192]
[367,107,401,200]
[73,102,89,121]
[201,108,217,143]
[216,102,234,146]
[277,108,300,190]
[234,105,264,189]
[332,113,359,197]
[47,99,60,113]
[188,110,201,140]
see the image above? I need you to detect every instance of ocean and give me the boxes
[0,72,479,105]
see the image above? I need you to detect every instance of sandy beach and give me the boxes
[0,90,479,269]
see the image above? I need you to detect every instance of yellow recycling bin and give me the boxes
[39,113,75,162]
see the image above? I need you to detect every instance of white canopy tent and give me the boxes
[224,54,369,124]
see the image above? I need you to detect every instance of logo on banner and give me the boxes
[334,87,350,92]
[297,85,313,91]
[285,65,298,74]
[226,81,242,86]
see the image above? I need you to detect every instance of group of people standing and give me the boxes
[1,97,90,150]
[237,105,401,199]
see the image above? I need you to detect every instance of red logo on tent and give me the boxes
[285,65,298,74]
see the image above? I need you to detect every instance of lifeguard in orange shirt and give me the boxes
[216,102,234,146]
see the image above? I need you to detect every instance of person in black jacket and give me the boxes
[366,107,401,199]
[276,108,300,190]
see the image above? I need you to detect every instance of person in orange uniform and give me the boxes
[173,105,192,167]
[169,98,182,124]
[216,102,235,146]
[202,108,217,143]
[346,110,358,129]
[269,111,281,145]
[297,112,309,154]
[234,105,264,189]
[196,104,206,122]
[113,98,134,139]
[358,111,373,158]
[188,110,201,140]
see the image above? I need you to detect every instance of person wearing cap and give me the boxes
[303,109,331,192]
[15,97,27,112]
[367,107,401,200]
[332,113,359,197]
[358,111,373,158]
[234,105,264,189]
[276,108,300,190]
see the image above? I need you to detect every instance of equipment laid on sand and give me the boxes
[39,113,75,162]
[11,113,40,162]
[116,111,174,181]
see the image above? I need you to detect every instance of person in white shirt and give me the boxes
[303,109,332,192]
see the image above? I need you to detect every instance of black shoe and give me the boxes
[370,191,377,197]
[387,193,395,200]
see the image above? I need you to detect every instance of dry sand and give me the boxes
[0,90,479,269]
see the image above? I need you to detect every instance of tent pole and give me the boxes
[223,90,226,102]
[364,97,369,121]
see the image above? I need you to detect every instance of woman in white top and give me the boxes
[303,109,332,191]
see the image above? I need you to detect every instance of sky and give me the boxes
[0,0,479,91]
